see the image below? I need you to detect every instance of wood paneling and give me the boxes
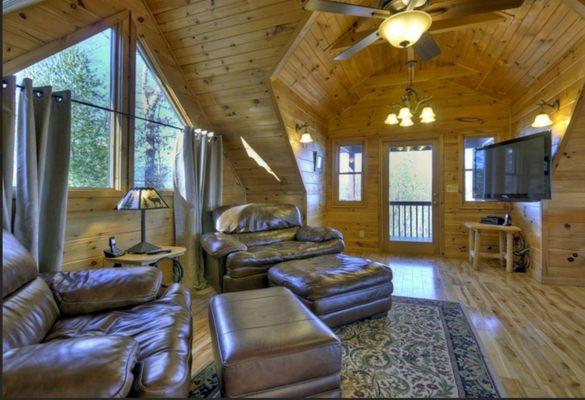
[324,80,510,256]
[145,0,307,207]
[510,37,585,284]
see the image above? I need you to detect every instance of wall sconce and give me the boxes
[296,123,314,143]
[532,99,559,128]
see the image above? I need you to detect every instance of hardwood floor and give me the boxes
[190,253,585,398]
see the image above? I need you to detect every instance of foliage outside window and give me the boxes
[133,48,184,190]
[388,146,432,202]
[336,143,364,202]
[464,136,495,201]
[15,29,114,188]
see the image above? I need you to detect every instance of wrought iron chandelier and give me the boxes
[384,60,435,127]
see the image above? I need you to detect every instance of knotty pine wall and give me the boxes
[272,79,327,226]
[325,80,510,256]
[510,38,585,284]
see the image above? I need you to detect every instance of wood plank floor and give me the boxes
[190,253,585,398]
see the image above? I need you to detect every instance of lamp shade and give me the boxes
[398,107,413,119]
[420,106,436,123]
[384,113,399,125]
[300,132,314,143]
[378,10,432,48]
[115,187,169,210]
[400,115,414,127]
[532,113,553,128]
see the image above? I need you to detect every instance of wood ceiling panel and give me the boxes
[147,0,307,195]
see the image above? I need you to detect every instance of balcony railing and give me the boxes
[389,201,432,243]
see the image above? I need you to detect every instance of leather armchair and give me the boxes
[201,203,345,292]
[2,231,192,398]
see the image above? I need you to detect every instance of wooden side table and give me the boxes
[104,246,186,283]
[464,222,521,272]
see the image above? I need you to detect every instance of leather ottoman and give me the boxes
[208,287,342,398]
[268,254,393,327]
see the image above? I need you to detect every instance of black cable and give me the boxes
[3,81,184,131]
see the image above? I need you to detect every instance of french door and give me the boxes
[382,139,440,254]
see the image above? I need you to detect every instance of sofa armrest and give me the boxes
[201,232,247,257]
[42,267,162,316]
[2,336,139,398]
[296,226,344,242]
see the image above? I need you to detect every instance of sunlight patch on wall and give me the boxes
[240,137,281,182]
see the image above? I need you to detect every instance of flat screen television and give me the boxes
[473,131,551,202]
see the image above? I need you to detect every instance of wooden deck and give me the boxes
[190,253,585,397]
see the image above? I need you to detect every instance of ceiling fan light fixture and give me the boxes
[420,106,436,123]
[400,116,414,127]
[385,113,400,125]
[378,10,432,48]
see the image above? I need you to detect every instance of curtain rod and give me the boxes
[4,81,185,131]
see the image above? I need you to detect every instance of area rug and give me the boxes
[190,296,504,398]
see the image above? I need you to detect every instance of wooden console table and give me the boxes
[464,222,521,272]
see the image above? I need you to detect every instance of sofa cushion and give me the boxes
[268,253,393,300]
[2,230,38,298]
[213,203,302,233]
[42,267,162,316]
[2,336,139,398]
[225,239,345,278]
[233,227,299,247]
[3,277,59,351]
[45,284,192,398]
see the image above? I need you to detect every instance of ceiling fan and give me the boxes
[304,0,440,61]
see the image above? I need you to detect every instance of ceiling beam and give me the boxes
[328,12,507,56]
[563,0,585,18]
[351,63,479,96]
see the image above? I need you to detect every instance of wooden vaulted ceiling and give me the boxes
[279,0,585,120]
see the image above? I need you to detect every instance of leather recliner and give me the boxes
[2,231,192,398]
[201,203,344,292]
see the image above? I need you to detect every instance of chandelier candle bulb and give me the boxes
[398,107,413,119]
[420,107,436,123]
[385,113,399,125]
[400,115,414,127]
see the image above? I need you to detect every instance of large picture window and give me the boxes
[15,29,115,188]
[133,47,184,190]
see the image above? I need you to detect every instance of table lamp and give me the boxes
[115,187,169,254]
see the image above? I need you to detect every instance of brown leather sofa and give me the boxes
[2,231,192,398]
[201,203,344,292]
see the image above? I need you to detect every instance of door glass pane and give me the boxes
[388,145,433,242]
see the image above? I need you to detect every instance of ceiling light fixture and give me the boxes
[532,100,559,128]
[378,10,432,48]
[383,60,435,128]
[296,123,314,143]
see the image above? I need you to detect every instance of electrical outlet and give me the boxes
[359,230,365,239]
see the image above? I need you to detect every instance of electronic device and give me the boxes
[473,131,551,202]
[481,216,505,225]
[104,236,125,258]
[146,248,172,255]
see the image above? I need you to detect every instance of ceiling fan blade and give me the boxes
[334,30,381,61]
[303,0,391,19]
[414,33,441,61]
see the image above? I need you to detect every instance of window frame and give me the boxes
[129,39,188,194]
[460,131,500,206]
[331,138,366,207]
[7,12,130,195]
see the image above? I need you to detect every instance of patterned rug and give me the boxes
[190,296,504,398]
